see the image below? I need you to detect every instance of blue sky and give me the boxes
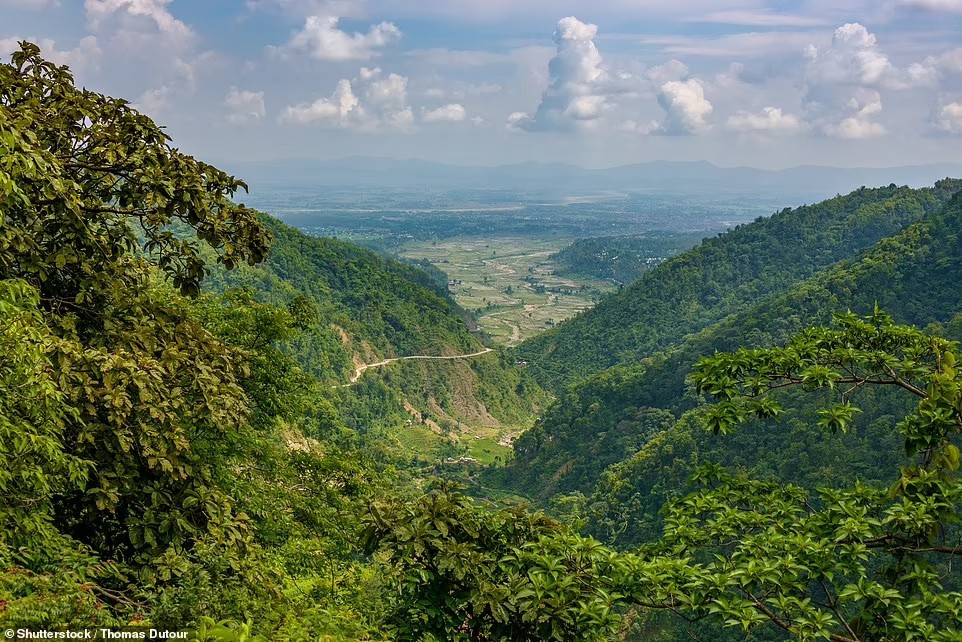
[2,0,962,168]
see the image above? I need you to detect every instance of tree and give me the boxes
[361,481,625,642]
[369,311,962,641]
[644,309,962,640]
[0,42,273,611]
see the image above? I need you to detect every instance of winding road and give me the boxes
[340,347,494,386]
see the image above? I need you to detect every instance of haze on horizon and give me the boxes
[3,0,961,170]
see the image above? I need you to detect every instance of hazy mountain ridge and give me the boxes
[224,156,962,198]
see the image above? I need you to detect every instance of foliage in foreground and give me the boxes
[368,311,962,641]
[0,43,387,637]
[4,42,962,641]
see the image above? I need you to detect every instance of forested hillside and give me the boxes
[0,45,542,637]
[205,214,479,382]
[199,213,546,463]
[499,187,962,520]
[516,182,961,391]
[6,44,962,642]
[550,231,705,284]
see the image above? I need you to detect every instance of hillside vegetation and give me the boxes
[550,231,706,284]
[499,185,962,524]
[516,182,961,391]
[5,44,962,642]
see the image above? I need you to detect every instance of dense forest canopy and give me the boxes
[550,231,706,284]
[498,181,962,505]
[3,43,962,642]
[517,182,960,391]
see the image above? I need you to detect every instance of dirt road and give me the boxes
[342,347,494,386]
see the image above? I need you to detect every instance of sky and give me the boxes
[2,0,962,169]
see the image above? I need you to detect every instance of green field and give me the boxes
[392,416,516,466]
[399,236,615,346]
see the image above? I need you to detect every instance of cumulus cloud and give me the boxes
[644,59,689,85]
[509,16,610,131]
[619,119,660,134]
[802,23,903,138]
[224,88,266,124]
[282,66,414,131]
[654,78,713,135]
[422,103,467,123]
[727,106,802,133]
[825,116,887,139]
[283,15,400,60]
[85,0,193,49]
[283,79,358,123]
[804,23,900,88]
[936,102,962,133]
[818,88,886,138]
[909,47,962,88]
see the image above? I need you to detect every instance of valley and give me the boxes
[241,186,747,347]
[397,236,613,346]
[8,39,962,642]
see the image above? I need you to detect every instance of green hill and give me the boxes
[550,231,706,284]
[203,214,546,461]
[516,181,962,391]
[496,187,962,526]
[8,43,962,641]
[204,214,480,381]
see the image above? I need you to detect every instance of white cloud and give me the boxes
[727,107,802,133]
[824,116,887,139]
[812,87,886,138]
[936,102,962,133]
[619,119,660,134]
[909,47,962,87]
[506,111,529,129]
[282,79,359,123]
[422,103,467,123]
[85,0,193,49]
[936,48,962,74]
[224,88,267,124]
[804,23,900,88]
[510,16,610,131]
[644,59,689,85]
[134,85,172,116]
[283,15,400,60]
[282,66,414,131]
[802,23,903,138]
[655,78,713,135]
[713,62,747,88]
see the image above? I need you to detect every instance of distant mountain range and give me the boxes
[223,156,962,198]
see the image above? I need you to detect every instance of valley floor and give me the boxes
[398,236,615,346]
